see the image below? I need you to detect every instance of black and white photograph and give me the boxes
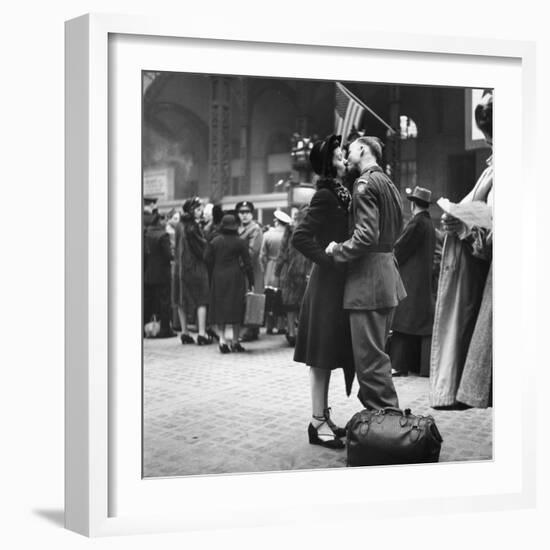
[141,71,494,477]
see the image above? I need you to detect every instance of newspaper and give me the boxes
[436,198,493,230]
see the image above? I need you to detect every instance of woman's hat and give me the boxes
[182,196,202,214]
[309,134,341,176]
[219,213,239,233]
[406,186,432,204]
[273,210,291,225]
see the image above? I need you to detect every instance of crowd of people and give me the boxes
[144,89,494,451]
[143,196,312,352]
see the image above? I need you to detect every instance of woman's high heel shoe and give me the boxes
[308,421,345,449]
[219,343,231,354]
[323,407,347,438]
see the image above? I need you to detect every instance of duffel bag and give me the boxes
[346,407,443,467]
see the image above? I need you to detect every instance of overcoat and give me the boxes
[430,157,493,408]
[238,221,264,293]
[260,225,285,288]
[144,225,172,285]
[292,178,355,396]
[392,210,436,335]
[274,224,312,311]
[332,165,406,310]
[205,232,254,325]
[174,217,210,311]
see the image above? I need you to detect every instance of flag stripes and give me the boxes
[334,82,365,141]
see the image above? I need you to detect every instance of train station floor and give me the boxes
[143,331,492,478]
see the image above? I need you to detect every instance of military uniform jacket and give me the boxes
[332,165,406,310]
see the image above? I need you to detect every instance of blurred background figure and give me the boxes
[165,208,182,331]
[236,201,264,342]
[206,214,255,354]
[144,211,175,338]
[175,197,212,346]
[389,186,436,377]
[261,210,291,335]
[274,206,312,346]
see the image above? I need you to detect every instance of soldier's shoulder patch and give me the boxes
[355,179,370,194]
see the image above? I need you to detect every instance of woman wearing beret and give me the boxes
[174,197,212,345]
[292,135,355,450]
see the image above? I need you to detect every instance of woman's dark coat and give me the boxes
[392,210,436,335]
[291,178,355,395]
[174,216,210,311]
[205,232,254,325]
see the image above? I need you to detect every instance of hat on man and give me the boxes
[309,134,342,177]
[235,200,255,213]
[273,210,291,225]
[219,213,239,233]
[406,186,432,205]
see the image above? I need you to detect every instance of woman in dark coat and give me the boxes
[205,214,255,353]
[175,197,211,345]
[292,134,355,450]
[274,206,312,346]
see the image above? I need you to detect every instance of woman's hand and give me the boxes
[441,213,466,235]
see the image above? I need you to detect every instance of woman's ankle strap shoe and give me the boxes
[308,422,345,449]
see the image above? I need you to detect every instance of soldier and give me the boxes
[326,136,406,410]
[236,201,264,342]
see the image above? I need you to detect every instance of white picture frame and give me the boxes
[65,13,537,537]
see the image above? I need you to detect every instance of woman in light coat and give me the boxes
[430,90,493,408]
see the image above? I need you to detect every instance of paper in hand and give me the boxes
[437,198,492,230]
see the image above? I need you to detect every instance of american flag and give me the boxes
[335,82,365,141]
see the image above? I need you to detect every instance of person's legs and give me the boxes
[308,367,344,448]
[388,331,417,375]
[196,305,207,337]
[349,309,399,410]
[178,305,195,344]
[286,311,297,337]
[157,283,174,336]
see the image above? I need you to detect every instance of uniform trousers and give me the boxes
[349,308,399,410]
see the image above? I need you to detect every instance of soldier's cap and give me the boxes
[406,186,432,205]
[236,201,254,213]
[273,210,291,225]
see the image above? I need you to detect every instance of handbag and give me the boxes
[144,315,161,338]
[346,407,443,467]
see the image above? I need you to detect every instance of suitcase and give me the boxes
[243,292,266,327]
[346,407,443,467]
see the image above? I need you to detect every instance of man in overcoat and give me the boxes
[389,186,436,377]
[144,212,176,338]
[326,136,406,410]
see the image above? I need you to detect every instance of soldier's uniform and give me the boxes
[332,164,406,410]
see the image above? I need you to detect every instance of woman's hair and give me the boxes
[212,204,224,225]
[474,90,493,139]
